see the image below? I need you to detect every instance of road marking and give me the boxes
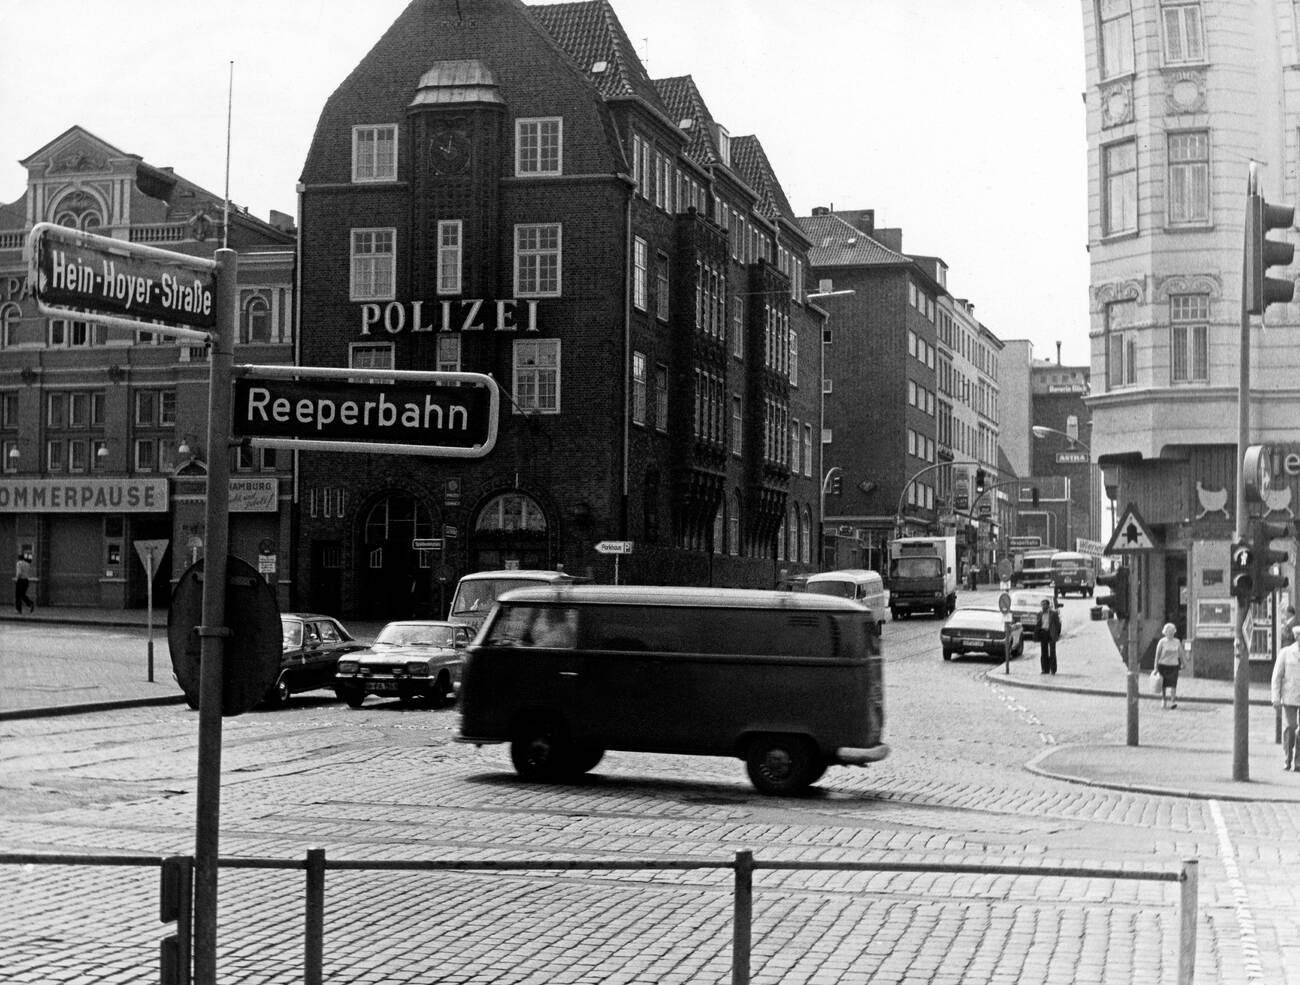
[1208,799,1265,982]
[982,675,1056,746]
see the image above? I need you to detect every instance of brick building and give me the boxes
[0,126,296,609]
[1027,356,1095,554]
[294,0,824,618]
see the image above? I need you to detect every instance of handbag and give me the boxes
[1149,668,1163,694]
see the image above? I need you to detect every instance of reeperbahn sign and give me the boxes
[231,368,499,458]
[29,222,217,329]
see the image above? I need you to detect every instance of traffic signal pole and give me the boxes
[1234,168,1256,782]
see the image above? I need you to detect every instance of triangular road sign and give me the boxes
[1104,503,1155,554]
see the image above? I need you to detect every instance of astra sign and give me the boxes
[231,368,499,458]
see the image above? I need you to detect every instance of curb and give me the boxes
[984,667,1273,707]
[0,694,187,722]
[1024,742,1300,803]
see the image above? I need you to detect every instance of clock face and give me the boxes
[431,128,471,175]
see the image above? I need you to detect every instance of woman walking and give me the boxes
[1272,631,1300,771]
[1154,622,1183,709]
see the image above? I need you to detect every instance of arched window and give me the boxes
[729,491,741,556]
[475,492,547,532]
[800,506,812,564]
[52,191,105,231]
[713,503,724,555]
[776,513,786,562]
[243,295,271,343]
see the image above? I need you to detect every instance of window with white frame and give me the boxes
[1167,131,1209,225]
[1170,294,1209,383]
[1161,1,1204,65]
[349,342,395,384]
[655,364,668,431]
[352,125,398,182]
[437,220,463,294]
[730,395,742,456]
[350,228,396,300]
[732,296,744,359]
[803,424,812,477]
[729,491,740,556]
[513,339,560,414]
[1105,300,1137,388]
[133,438,155,473]
[656,254,669,321]
[633,238,648,310]
[1100,0,1135,79]
[514,224,561,297]
[632,351,647,425]
[1103,140,1137,236]
[436,335,461,372]
[516,118,562,176]
[788,319,797,384]
[242,295,271,343]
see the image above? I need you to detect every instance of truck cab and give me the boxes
[887,536,957,619]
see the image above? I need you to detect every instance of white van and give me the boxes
[804,569,887,626]
[447,569,579,635]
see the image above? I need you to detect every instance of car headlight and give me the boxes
[337,661,358,674]
[406,661,430,677]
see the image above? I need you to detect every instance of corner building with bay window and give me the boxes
[296,0,825,618]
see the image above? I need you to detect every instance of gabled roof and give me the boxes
[528,0,670,118]
[730,135,794,223]
[798,212,913,268]
[652,75,722,168]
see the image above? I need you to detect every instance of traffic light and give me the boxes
[1250,521,1290,603]
[1245,192,1295,315]
[829,473,843,495]
[975,469,986,494]
[1230,539,1255,602]
[1096,565,1130,620]
[1031,486,1040,507]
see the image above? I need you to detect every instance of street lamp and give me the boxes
[1030,425,1096,545]
[819,466,843,570]
[808,288,854,573]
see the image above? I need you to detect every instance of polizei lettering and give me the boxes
[358,298,540,336]
[232,377,493,451]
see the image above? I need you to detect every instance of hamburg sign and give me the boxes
[29,222,217,329]
[231,365,499,458]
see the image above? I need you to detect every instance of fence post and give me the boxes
[159,855,193,985]
[305,848,325,985]
[1177,859,1198,985]
[731,850,753,985]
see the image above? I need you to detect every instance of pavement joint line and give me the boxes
[1209,799,1266,983]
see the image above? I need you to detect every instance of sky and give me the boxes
[0,0,1090,365]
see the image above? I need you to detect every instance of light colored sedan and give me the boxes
[940,606,1024,661]
[1008,590,1060,634]
[335,620,471,708]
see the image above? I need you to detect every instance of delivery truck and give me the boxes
[887,536,957,619]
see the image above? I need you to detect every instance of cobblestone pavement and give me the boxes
[2,595,1298,983]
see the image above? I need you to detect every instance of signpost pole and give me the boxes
[193,248,237,985]
[146,547,155,683]
[1127,572,1139,747]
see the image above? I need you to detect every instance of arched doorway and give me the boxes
[358,492,436,619]
[470,491,550,571]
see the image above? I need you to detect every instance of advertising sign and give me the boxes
[1055,451,1090,465]
[228,477,278,512]
[0,477,169,513]
[29,223,217,328]
[232,369,498,458]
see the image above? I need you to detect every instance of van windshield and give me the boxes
[807,580,854,599]
[891,557,940,579]
[1052,558,1085,570]
[451,577,548,615]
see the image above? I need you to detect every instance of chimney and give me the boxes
[268,209,296,233]
[873,227,903,252]
[812,206,830,216]
[1056,341,1062,365]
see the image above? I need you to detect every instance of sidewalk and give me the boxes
[4,598,1299,802]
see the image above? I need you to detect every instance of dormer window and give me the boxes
[715,124,730,167]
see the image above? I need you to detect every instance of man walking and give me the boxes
[14,552,34,613]
[1036,597,1060,675]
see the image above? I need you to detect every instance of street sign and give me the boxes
[168,555,282,716]
[134,539,170,577]
[29,222,217,329]
[1104,502,1156,554]
[595,540,634,555]
[413,537,443,551]
[998,592,1012,614]
[997,558,1013,580]
[1009,535,1042,549]
[231,365,499,458]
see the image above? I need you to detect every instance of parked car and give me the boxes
[940,606,1023,661]
[335,620,472,708]
[1008,590,1060,633]
[270,614,365,707]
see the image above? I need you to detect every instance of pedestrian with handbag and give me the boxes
[1036,598,1061,675]
[13,552,34,614]
[1272,633,1300,771]
[1154,622,1183,709]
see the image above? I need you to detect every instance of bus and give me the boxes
[447,569,580,635]
[1050,551,1096,598]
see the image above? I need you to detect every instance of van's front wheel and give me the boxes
[745,735,820,795]
[510,717,573,782]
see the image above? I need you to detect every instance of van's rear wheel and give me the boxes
[570,743,605,774]
[510,718,574,782]
[745,735,819,795]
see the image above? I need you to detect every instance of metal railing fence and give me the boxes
[1,849,1199,985]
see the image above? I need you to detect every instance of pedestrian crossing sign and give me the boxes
[1104,503,1155,554]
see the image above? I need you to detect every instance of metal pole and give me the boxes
[193,248,237,985]
[1177,859,1198,985]
[731,850,753,985]
[146,547,155,683]
[1234,167,1255,782]
[305,847,325,985]
[1126,564,1139,747]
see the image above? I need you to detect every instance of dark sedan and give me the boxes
[269,613,365,706]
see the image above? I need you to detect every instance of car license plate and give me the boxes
[371,681,399,692]
[962,637,985,646]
